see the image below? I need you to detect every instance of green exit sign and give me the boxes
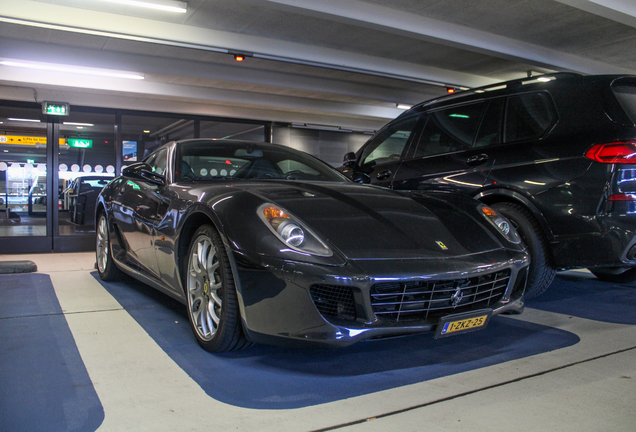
[68,139,93,148]
[42,101,70,116]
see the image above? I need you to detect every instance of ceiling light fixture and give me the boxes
[64,122,94,126]
[95,0,187,13]
[0,59,145,80]
[396,104,412,110]
[8,118,41,122]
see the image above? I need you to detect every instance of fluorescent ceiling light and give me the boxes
[64,122,94,126]
[8,118,41,122]
[0,60,144,80]
[396,104,412,110]
[96,0,187,13]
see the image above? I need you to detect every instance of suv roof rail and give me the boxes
[418,72,583,108]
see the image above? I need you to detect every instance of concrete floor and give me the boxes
[1,252,635,432]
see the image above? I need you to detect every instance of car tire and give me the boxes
[589,267,636,283]
[491,202,556,299]
[96,212,124,281]
[185,224,251,352]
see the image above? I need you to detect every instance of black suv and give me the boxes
[342,73,636,298]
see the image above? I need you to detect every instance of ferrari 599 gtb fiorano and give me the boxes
[96,139,529,352]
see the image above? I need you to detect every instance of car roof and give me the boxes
[407,72,635,112]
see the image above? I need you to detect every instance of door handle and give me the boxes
[376,170,392,181]
[466,154,489,166]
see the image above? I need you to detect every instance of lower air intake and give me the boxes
[310,284,357,321]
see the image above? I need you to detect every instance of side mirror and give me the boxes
[122,162,166,186]
[351,171,370,184]
[342,152,357,168]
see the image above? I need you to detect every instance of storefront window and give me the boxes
[0,103,271,252]
[59,110,116,235]
[0,105,48,237]
[121,114,195,163]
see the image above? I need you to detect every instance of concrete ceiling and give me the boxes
[0,0,635,133]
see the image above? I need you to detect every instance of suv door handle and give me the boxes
[466,154,489,166]
[376,170,392,181]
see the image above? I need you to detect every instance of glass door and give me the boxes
[0,105,49,242]
[55,109,117,251]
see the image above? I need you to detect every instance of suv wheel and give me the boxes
[492,202,556,299]
[589,267,636,283]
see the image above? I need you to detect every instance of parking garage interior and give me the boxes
[1,1,635,431]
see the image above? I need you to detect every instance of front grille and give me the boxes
[310,284,357,321]
[370,269,511,322]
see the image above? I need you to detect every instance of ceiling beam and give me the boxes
[0,38,443,106]
[553,0,636,28]
[0,63,404,123]
[0,82,386,131]
[0,0,495,89]
[261,0,636,75]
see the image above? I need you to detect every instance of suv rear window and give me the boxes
[612,81,636,125]
[505,93,556,142]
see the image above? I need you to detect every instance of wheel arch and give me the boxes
[176,208,252,346]
[177,210,217,292]
[475,189,555,244]
[94,200,106,224]
[176,208,240,297]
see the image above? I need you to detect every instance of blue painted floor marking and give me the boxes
[0,273,104,432]
[96,273,581,409]
[530,272,636,324]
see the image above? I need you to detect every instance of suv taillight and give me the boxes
[585,142,636,163]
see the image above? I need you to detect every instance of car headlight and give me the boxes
[258,203,333,256]
[479,205,522,244]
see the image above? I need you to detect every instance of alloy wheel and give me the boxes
[96,216,109,274]
[187,236,223,341]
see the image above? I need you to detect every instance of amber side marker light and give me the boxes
[481,206,498,217]
[446,88,456,94]
[585,142,636,163]
[262,206,290,223]
[234,54,245,62]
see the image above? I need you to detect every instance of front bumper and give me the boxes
[232,248,529,348]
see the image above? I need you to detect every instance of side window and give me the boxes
[147,148,168,175]
[504,93,556,143]
[359,114,420,167]
[474,99,504,148]
[414,102,485,157]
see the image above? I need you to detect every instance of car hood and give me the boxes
[246,181,505,260]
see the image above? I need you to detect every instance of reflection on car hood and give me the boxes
[246,181,503,260]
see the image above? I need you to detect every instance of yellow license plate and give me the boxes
[435,310,492,338]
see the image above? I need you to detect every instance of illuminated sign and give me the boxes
[42,101,70,116]
[0,135,65,145]
[68,139,93,148]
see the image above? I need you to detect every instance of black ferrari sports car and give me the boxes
[96,139,529,352]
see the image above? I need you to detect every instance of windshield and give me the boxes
[174,141,349,183]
